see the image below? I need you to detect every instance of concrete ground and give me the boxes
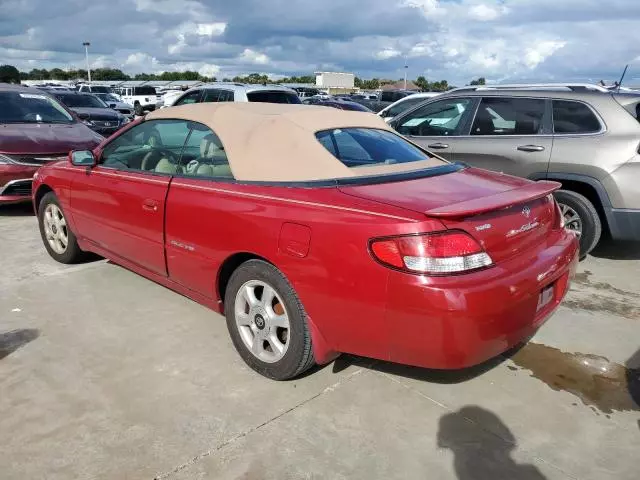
[1,203,639,480]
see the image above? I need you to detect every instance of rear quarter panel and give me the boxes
[164,179,441,360]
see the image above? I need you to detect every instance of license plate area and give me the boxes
[537,283,555,312]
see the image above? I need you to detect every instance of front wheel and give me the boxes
[38,192,86,264]
[134,102,144,116]
[554,189,602,257]
[224,260,315,380]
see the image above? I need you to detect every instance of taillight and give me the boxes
[370,231,493,275]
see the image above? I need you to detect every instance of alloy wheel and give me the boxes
[559,203,583,237]
[234,280,290,363]
[43,204,68,254]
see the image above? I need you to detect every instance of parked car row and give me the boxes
[5,75,640,381]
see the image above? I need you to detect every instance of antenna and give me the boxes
[617,64,629,92]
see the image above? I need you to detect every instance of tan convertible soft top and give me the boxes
[146,103,444,182]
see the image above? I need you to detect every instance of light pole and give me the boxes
[403,56,408,90]
[82,42,91,83]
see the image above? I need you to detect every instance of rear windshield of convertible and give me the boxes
[315,128,438,168]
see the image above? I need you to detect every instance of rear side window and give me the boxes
[471,97,545,135]
[315,128,438,168]
[247,91,301,104]
[134,86,157,96]
[552,100,602,133]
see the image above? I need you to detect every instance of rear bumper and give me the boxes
[606,208,640,241]
[384,229,579,369]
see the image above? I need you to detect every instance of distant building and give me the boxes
[315,72,355,90]
[381,80,420,91]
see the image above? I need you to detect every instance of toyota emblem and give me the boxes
[522,206,531,218]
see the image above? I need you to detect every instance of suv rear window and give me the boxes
[247,90,301,104]
[315,128,436,168]
[552,100,601,133]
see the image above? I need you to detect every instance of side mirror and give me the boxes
[77,112,90,120]
[70,150,96,167]
[109,103,116,109]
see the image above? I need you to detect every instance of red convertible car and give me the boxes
[33,103,578,380]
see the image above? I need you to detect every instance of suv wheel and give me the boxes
[554,189,601,257]
[134,102,143,116]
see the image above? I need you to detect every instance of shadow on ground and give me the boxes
[0,329,40,360]
[0,203,34,217]
[438,406,547,480]
[590,236,640,261]
[626,349,640,410]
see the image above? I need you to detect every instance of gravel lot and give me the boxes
[1,203,639,480]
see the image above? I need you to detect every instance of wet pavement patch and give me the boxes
[509,343,640,414]
[566,269,640,320]
[0,328,40,360]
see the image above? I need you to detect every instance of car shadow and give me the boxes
[0,328,40,360]
[438,406,547,480]
[332,343,524,384]
[626,349,640,411]
[0,203,34,217]
[589,236,640,261]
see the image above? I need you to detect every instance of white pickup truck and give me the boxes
[112,86,164,115]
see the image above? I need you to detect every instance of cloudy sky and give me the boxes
[1,0,640,84]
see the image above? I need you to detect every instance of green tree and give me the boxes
[0,64,21,83]
[415,75,430,91]
[49,68,69,80]
[469,77,486,86]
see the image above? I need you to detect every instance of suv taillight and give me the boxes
[370,231,493,275]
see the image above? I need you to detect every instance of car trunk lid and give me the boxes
[339,167,559,263]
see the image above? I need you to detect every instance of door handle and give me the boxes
[142,199,158,212]
[517,145,545,152]
[427,143,450,149]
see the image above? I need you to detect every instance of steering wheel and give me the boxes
[141,148,179,171]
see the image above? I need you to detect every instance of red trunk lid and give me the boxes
[339,167,559,263]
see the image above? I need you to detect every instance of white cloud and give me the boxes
[239,48,270,65]
[124,52,160,70]
[401,0,440,16]
[376,48,401,60]
[524,40,566,69]
[468,4,508,21]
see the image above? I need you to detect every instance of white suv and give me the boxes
[167,83,301,107]
[113,86,164,115]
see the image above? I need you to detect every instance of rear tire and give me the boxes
[554,189,601,257]
[37,192,86,264]
[224,260,315,380]
[134,102,143,116]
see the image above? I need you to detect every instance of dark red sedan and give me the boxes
[0,83,102,204]
[32,103,578,380]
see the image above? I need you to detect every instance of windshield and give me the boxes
[386,96,428,118]
[316,128,439,168]
[56,94,108,108]
[0,91,74,124]
[247,90,302,104]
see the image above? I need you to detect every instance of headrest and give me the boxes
[200,133,222,158]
